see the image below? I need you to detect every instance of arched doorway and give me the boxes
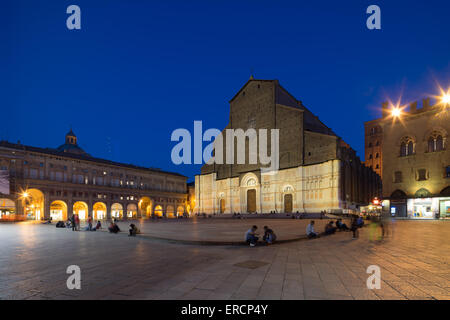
[50,200,68,221]
[219,198,225,213]
[73,201,88,220]
[22,189,44,220]
[93,202,107,220]
[111,203,123,219]
[176,206,184,217]
[166,205,175,218]
[139,197,152,218]
[284,194,293,213]
[154,205,163,217]
[390,189,407,218]
[247,189,256,213]
[127,203,137,218]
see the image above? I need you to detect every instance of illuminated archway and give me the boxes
[73,201,88,220]
[166,205,175,218]
[22,188,44,220]
[111,203,123,219]
[127,203,137,218]
[93,202,107,220]
[50,200,68,221]
[176,206,184,217]
[139,197,152,218]
[154,205,163,217]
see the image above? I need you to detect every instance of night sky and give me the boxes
[3,0,450,181]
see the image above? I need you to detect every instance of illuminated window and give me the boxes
[417,169,427,181]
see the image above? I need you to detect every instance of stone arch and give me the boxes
[176,206,184,217]
[240,172,260,213]
[22,188,45,220]
[391,189,407,199]
[111,203,123,219]
[240,172,259,187]
[50,200,68,221]
[127,203,138,218]
[440,186,450,197]
[399,135,416,156]
[73,201,88,220]
[166,205,175,218]
[93,202,107,220]
[415,188,431,198]
[139,196,152,218]
[154,205,163,217]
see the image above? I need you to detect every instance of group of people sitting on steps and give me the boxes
[245,225,277,247]
[307,216,364,239]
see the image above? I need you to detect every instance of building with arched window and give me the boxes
[0,130,187,221]
[195,78,381,214]
[366,98,450,219]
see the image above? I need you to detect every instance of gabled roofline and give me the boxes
[229,79,277,103]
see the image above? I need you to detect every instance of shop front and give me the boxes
[0,198,16,220]
[439,198,450,218]
[386,197,450,219]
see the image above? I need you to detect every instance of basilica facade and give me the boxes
[195,78,381,214]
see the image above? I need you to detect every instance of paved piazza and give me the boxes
[0,219,449,300]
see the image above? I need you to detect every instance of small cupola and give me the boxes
[65,129,77,145]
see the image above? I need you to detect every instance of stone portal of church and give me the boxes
[284,194,293,213]
[247,189,256,213]
[219,199,225,213]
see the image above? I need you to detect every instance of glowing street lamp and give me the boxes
[441,92,450,105]
[391,107,401,117]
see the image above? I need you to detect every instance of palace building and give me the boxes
[365,98,450,219]
[0,130,187,221]
[195,78,381,214]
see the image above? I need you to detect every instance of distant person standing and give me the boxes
[75,214,80,231]
[350,216,359,239]
[87,216,93,231]
[71,214,76,231]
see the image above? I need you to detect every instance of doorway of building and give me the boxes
[247,189,256,213]
[220,198,225,213]
[284,194,293,213]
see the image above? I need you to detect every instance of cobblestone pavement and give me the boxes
[0,220,449,300]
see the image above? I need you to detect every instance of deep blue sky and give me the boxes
[2,0,450,181]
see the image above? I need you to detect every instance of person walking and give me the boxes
[350,215,359,239]
[87,216,93,231]
[75,214,80,231]
[71,214,76,231]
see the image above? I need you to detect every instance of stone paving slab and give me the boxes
[0,220,449,300]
